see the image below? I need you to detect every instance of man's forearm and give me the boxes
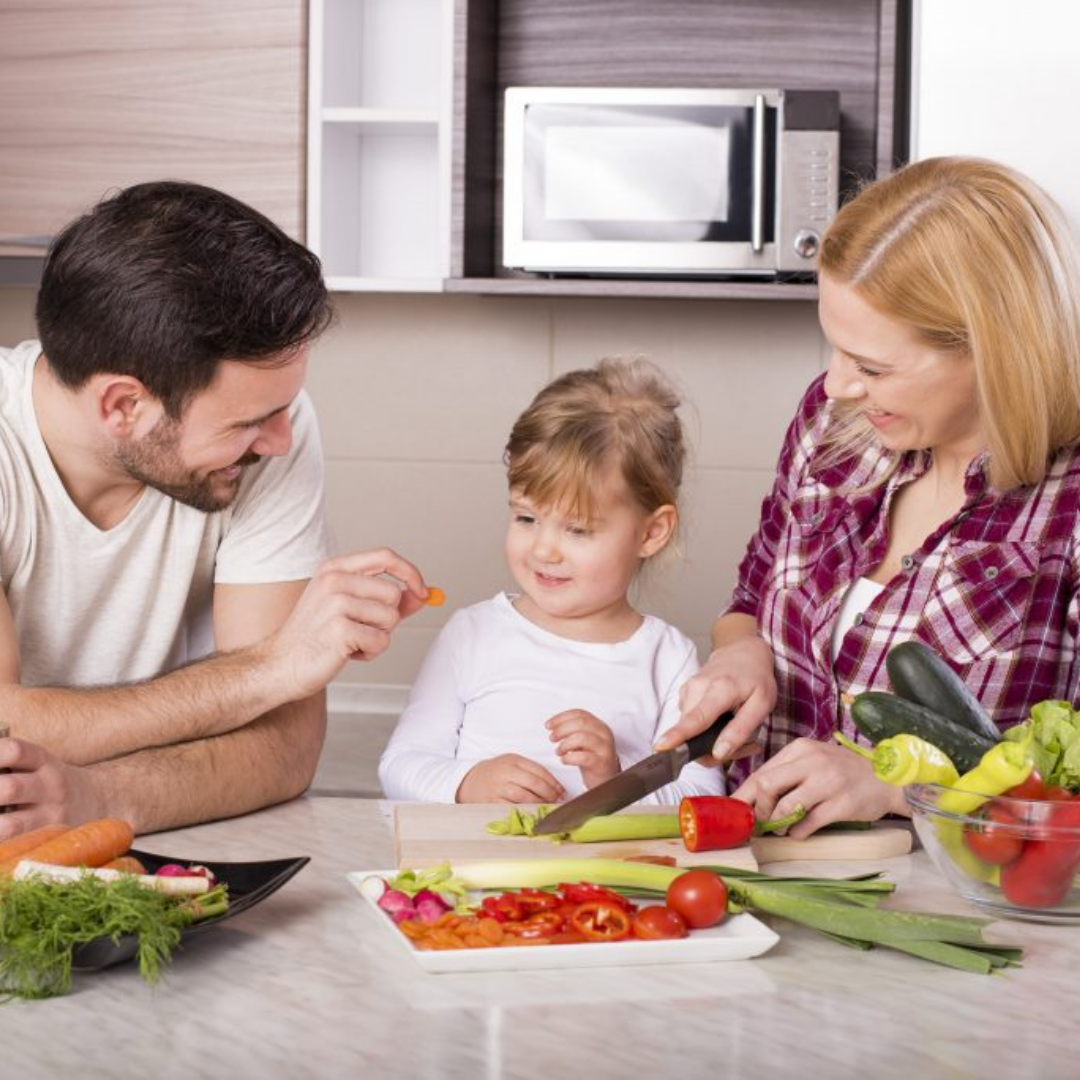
[80,692,327,834]
[0,642,289,765]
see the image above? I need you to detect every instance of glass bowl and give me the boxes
[906,783,1080,923]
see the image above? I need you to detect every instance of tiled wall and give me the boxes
[0,286,828,690]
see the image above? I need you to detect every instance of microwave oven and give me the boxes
[502,87,840,278]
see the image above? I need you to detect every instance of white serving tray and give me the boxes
[347,870,779,974]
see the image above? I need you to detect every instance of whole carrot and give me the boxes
[0,824,71,877]
[15,818,134,869]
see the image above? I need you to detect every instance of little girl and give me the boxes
[378,357,724,804]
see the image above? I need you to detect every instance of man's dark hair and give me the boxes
[35,180,334,417]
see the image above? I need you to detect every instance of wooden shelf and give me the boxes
[442,276,819,301]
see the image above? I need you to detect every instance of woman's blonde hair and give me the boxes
[505,356,684,526]
[818,156,1080,490]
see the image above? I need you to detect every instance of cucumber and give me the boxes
[885,640,1001,743]
[850,691,996,773]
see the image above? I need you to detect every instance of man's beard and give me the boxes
[115,417,260,513]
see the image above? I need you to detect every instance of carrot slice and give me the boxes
[425,586,446,607]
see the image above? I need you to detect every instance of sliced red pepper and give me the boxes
[512,889,561,915]
[568,901,632,941]
[480,893,525,922]
[502,911,567,939]
[558,883,637,910]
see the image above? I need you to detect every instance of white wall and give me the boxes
[912,0,1080,226]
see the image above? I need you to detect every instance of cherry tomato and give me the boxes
[631,905,689,940]
[963,803,1024,866]
[665,870,728,929]
[1005,771,1046,800]
[568,901,633,941]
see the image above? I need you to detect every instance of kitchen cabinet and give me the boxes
[310,0,909,299]
[307,0,454,291]
[0,0,305,259]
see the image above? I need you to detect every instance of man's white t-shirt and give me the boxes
[0,340,333,687]
[379,591,726,804]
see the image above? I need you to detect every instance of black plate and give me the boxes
[70,849,310,972]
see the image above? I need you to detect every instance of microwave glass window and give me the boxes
[543,126,730,225]
[522,104,775,244]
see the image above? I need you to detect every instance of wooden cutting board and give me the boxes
[393,804,913,870]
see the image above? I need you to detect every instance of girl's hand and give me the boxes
[657,634,777,759]
[547,709,619,789]
[456,754,565,804]
[730,737,909,837]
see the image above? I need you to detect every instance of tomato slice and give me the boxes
[568,901,633,941]
[631,905,689,940]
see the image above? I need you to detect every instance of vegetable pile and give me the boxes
[0,819,228,1000]
[840,639,1080,911]
[365,859,1022,974]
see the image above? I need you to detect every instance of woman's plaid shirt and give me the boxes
[725,374,1080,784]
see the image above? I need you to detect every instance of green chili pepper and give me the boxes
[834,731,960,787]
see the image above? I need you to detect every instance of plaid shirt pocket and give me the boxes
[919,540,1040,664]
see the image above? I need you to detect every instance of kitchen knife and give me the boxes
[532,712,734,835]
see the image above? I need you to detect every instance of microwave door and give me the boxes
[507,95,778,276]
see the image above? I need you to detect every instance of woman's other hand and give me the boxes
[731,737,909,837]
[658,616,777,760]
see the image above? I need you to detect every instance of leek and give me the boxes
[448,858,1024,974]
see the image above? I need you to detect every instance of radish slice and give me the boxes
[357,875,388,903]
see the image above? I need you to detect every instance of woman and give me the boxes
[659,156,1080,835]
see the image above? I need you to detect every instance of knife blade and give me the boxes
[532,711,734,835]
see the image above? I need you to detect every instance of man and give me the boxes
[0,180,429,837]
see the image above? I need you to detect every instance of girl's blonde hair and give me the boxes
[505,356,684,525]
[819,156,1080,490]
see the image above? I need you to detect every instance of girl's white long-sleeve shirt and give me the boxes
[378,591,726,803]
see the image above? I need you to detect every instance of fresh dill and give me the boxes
[0,874,228,1000]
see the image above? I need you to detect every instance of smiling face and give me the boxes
[504,472,674,642]
[819,273,983,462]
[115,346,309,512]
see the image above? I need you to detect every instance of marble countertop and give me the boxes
[3,796,1078,1079]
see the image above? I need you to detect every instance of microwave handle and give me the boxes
[750,93,766,253]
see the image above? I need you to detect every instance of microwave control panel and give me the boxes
[775,130,840,271]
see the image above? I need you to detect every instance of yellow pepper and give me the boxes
[833,731,960,787]
[936,740,1033,816]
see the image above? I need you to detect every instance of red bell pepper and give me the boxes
[1000,797,1080,909]
[678,796,806,853]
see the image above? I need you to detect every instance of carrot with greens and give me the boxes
[0,825,71,877]
[14,818,134,869]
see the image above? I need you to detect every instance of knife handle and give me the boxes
[684,711,736,762]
